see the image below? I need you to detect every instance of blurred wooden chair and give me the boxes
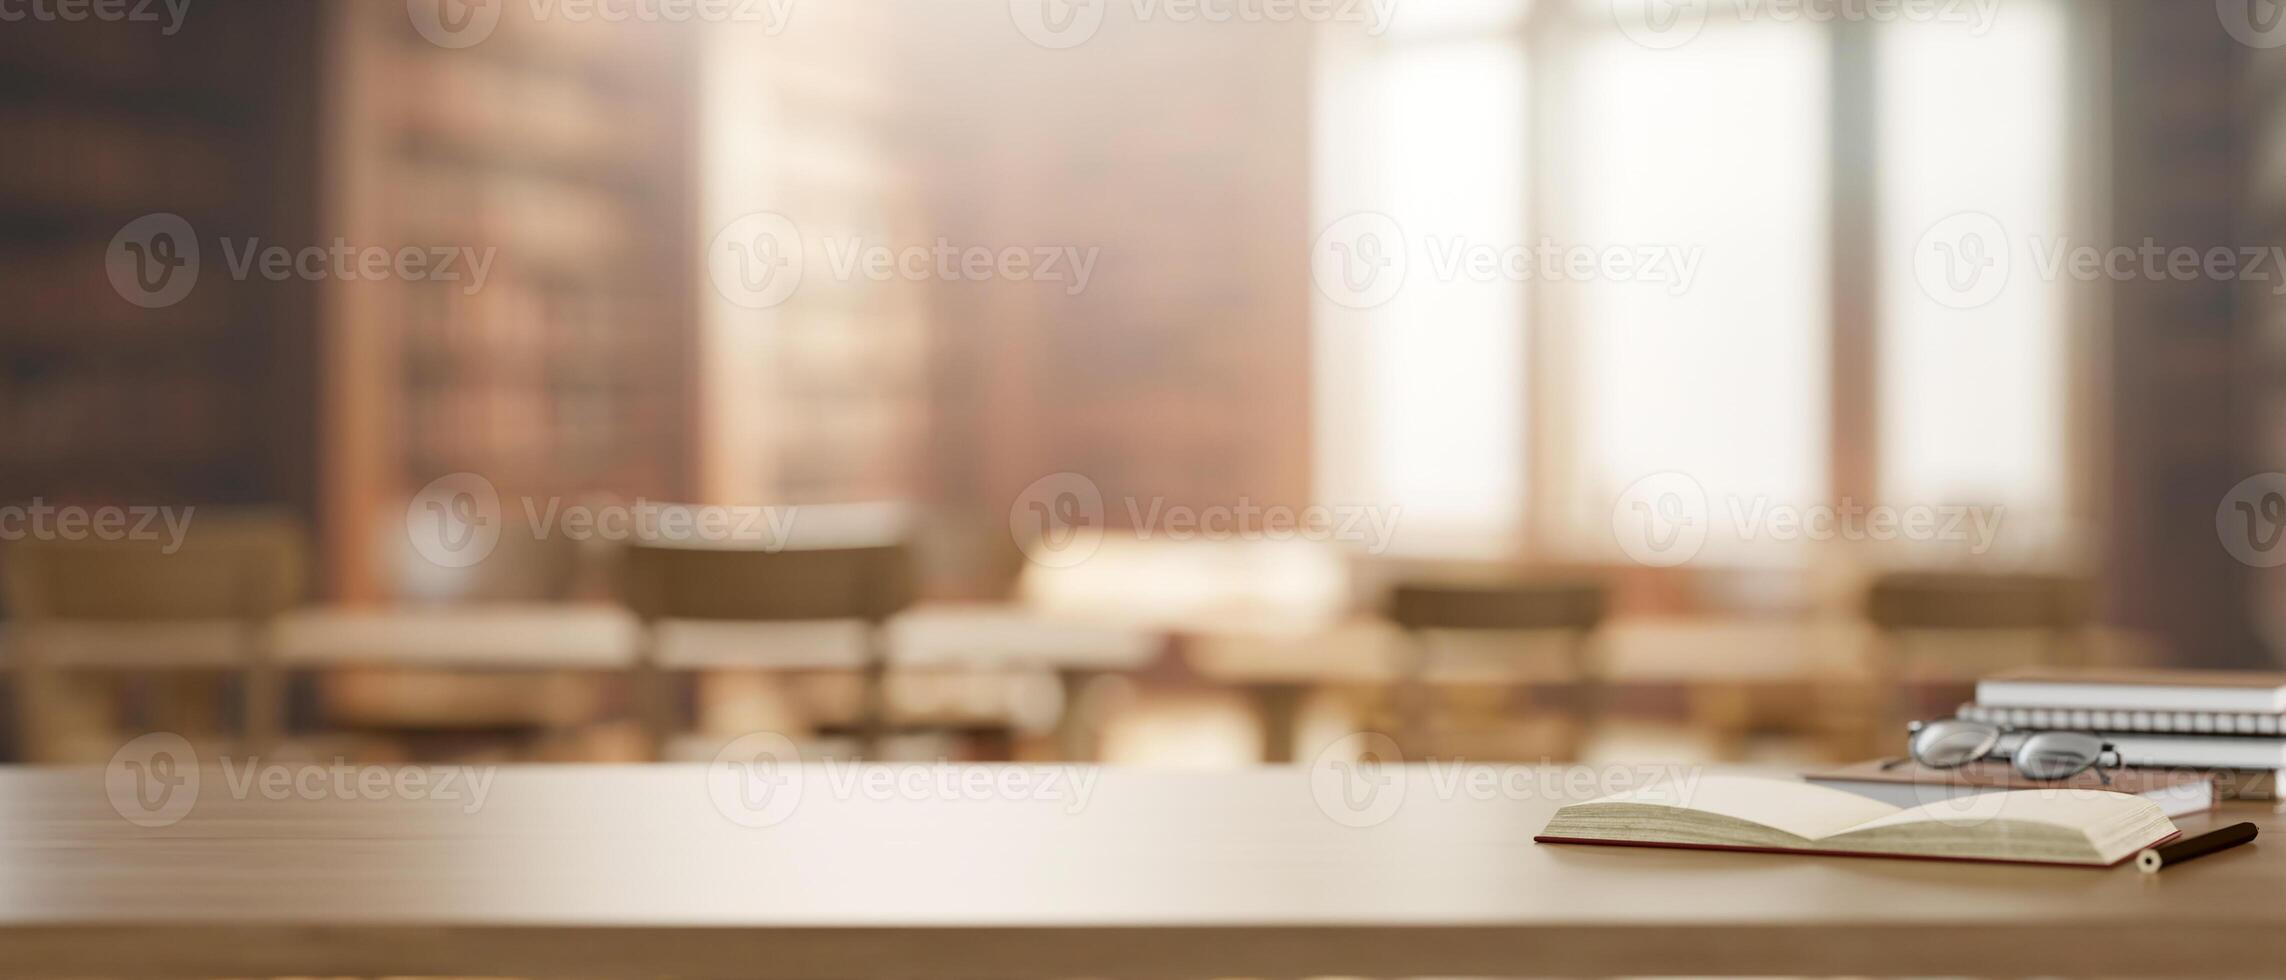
[1864,571,2093,735]
[388,507,590,605]
[619,521,915,760]
[1384,578,1609,761]
[3,513,305,763]
[277,515,637,755]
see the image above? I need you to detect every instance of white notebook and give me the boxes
[1976,668,2286,714]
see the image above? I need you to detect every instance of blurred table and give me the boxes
[889,603,1166,758]
[2,766,2279,978]
[272,603,1161,673]
[268,603,1164,757]
[1183,617,1879,761]
[274,605,644,670]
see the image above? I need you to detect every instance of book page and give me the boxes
[1587,775,1900,840]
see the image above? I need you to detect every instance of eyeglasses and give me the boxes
[1884,719,2124,785]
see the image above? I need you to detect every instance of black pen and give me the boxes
[2137,822,2259,873]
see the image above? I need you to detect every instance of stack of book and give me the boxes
[1961,667,2286,792]
[1808,668,2286,817]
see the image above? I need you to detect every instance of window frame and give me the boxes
[1326,1,2105,597]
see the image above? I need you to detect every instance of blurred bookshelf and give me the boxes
[894,12,1315,593]
[324,2,698,599]
[697,4,930,509]
[2239,23,2286,657]
[0,4,319,512]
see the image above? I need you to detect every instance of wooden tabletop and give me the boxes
[3,764,2281,978]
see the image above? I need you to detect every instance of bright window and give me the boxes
[1313,7,1529,558]
[1878,1,2073,555]
[1554,16,1831,567]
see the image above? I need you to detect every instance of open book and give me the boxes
[1536,775,2179,866]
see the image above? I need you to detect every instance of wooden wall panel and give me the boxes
[2108,0,2267,665]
